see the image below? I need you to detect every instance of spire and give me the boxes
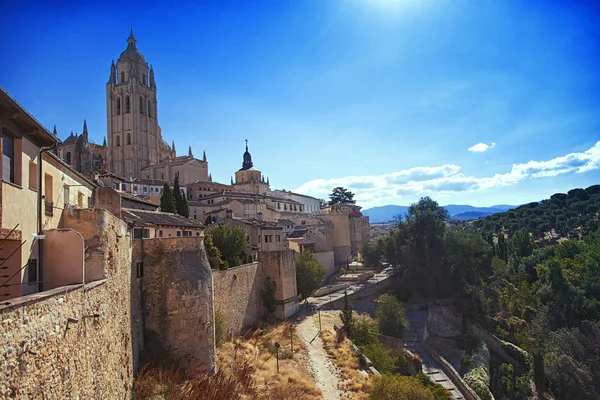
[241,139,253,170]
[127,29,137,49]
[103,137,107,147]
[83,119,88,135]
[109,60,116,84]
[188,145,193,157]
[149,65,155,88]
[231,176,234,185]
[209,173,212,182]
[52,125,57,137]
[267,177,270,185]
[171,140,176,156]
[202,150,207,162]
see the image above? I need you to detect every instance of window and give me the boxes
[126,133,131,145]
[176,231,181,237]
[116,135,120,147]
[44,173,53,202]
[142,74,147,86]
[120,72,125,83]
[112,182,118,189]
[121,183,127,191]
[161,173,164,179]
[65,152,71,164]
[264,235,273,243]
[183,231,189,237]
[29,161,38,190]
[133,185,138,193]
[136,262,144,278]
[196,232,200,236]
[116,98,121,115]
[139,96,144,114]
[143,187,147,193]
[133,228,149,239]
[2,131,16,184]
[276,235,281,242]
[27,259,37,283]
[159,230,163,237]
[148,100,152,117]
[126,96,130,113]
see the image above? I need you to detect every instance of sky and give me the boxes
[1,0,599,209]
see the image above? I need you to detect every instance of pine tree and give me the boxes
[173,174,189,217]
[160,183,176,213]
[340,291,354,337]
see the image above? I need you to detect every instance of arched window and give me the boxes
[142,74,147,86]
[139,96,144,114]
[116,135,121,147]
[120,72,125,84]
[147,100,152,118]
[126,133,131,145]
[125,96,130,113]
[66,152,71,164]
[116,98,121,115]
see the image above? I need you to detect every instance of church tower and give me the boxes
[106,30,161,178]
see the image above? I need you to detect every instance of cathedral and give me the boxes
[56,121,107,177]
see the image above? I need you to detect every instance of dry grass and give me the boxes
[317,311,373,399]
[218,322,322,400]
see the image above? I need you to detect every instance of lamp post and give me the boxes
[290,323,294,357]
[274,342,280,373]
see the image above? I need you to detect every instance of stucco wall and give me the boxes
[42,229,85,289]
[0,209,136,399]
[137,237,216,373]
[212,262,262,337]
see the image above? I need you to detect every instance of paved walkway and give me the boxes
[403,308,465,400]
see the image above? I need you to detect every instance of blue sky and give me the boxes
[1,0,599,208]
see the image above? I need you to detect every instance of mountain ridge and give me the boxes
[363,203,519,223]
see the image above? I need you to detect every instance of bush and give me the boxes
[361,342,397,373]
[351,316,379,346]
[500,340,529,369]
[375,294,409,339]
[463,341,494,400]
[369,374,435,400]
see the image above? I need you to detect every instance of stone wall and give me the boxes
[0,209,136,399]
[136,237,216,373]
[260,250,299,319]
[212,262,262,338]
[314,250,336,283]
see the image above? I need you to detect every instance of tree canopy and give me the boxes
[295,251,326,300]
[328,186,356,206]
[160,182,176,213]
[173,173,189,218]
[205,224,248,268]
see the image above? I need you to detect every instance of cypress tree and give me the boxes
[160,183,176,213]
[173,174,189,217]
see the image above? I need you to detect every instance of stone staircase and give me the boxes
[404,308,465,400]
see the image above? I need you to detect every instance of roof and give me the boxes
[0,86,56,147]
[118,30,146,64]
[287,238,316,245]
[121,209,204,229]
[188,180,232,188]
[44,151,96,188]
[142,155,205,170]
[287,229,308,238]
[119,191,157,207]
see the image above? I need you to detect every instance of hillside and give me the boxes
[363,204,518,223]
[474,184,600,240]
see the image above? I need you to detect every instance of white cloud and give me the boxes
[468,142,496,152]
[294,141,600,208]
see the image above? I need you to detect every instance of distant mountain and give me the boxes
[363,203,519,223]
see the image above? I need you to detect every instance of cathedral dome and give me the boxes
[118,29,146,64]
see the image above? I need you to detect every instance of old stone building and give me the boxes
[233,140,270,195]
[106,30,171,178]
[56,120,107,177]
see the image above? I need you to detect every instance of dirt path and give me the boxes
[295,313,343,400]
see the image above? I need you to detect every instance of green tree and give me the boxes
[375,294,409,339]
[328,186,356,206]
[340,291,354,336]
[369,374,435,400]
[160,182,176,213]
[444,228,493,291]
[204,215,214,226]
[361,241,382,270]
[206,224,248,268]
[173,173,189,218]
[295,251,326,300]
[508,230,536,267]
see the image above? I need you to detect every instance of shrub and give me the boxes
[351,316,379,346]
[369,374,435,400]
[375,294,409,339]
[361,342,397,373]
[463,341,494,400]
[500,340,530,369]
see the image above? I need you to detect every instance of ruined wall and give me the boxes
[212,262,262,338]
[0,209,136,399]
[138,237,216,373]
[314,251,336,283]
[260,250,299,319]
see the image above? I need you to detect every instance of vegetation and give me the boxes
[328,186,357,206]
[463,341,494,400]
[474,184,600,241]
[160,182,176,213]
[173,173,189,218]
[340,291,354,337]
[204,234,228,269]
[370,189,600,400]
[295,251,326,300]
[261,278,277,314]
[214,310,226,347]
[205,223,248,268]
[369,374,435,400]
[375,294,409,339]
[361,240,382,270]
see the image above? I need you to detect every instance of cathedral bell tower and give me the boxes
[106,30,161,178]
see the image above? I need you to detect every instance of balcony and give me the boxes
[44,201,54,217]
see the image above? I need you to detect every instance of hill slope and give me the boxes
[363,204,518,223]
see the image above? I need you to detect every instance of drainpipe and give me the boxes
[37,142,57,293]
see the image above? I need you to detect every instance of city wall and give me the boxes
[0,209,136,399]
